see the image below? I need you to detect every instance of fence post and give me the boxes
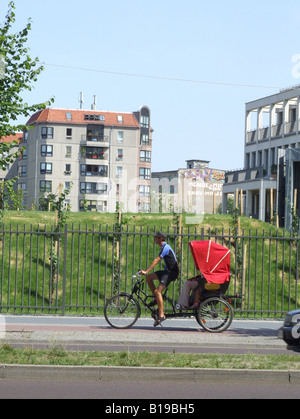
[241,244,247,311]
[62,223,68,316]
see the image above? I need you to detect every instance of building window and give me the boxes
[40,180,52,192]
[41,145,53,157]
[117,149,123,160]
[140,150,151,162]
[116,166,123,178]
[80,164,108,177]
[139,185,150,197]
[117,115,123,123]
[81,146,105,159]
[18,165,27,177]
[139,168,151,179]
[23,132,28,143]
[65,164,71,175]
[66,146,72,158]
[97,183,108,194]
[18,182,26,191]
[84,114,101,121]
[86,125,104,142]
[117,131,124,143]
[41,127,54,139]
[140,115,149,128]
[80,182,94,194]
[40,162,52,174]
[140,134,149,145]
[66,128,72,139]
[79,199,97,211]
[170,185,175,194]
[80,182,107,195]
[20,148,27,160]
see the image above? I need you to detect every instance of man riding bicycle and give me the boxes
[139,231,179,326]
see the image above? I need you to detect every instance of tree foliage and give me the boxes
[0,1,53,168]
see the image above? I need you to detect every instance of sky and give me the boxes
[2,0,300,172]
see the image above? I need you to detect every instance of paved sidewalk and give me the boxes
[1,316,286,349]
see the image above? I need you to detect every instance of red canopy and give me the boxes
[189,240,231,284]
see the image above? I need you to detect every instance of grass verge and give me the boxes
[0,344,300,370]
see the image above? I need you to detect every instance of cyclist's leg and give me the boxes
[146,272,158,294]
[148,271,168,323]
[155,283,166,318]
[156,271,176,318]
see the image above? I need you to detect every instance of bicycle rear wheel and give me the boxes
[104,294,141,329]
[196,297,233,333]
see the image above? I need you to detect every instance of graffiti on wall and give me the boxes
[184,169,225,182]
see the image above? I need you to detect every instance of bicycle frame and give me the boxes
[129,274,175,316]
[128,274,195,320]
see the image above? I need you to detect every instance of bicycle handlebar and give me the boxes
[132,272,143,282]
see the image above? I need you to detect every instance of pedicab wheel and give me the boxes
[104,294,141,329]
[196,297,233,333]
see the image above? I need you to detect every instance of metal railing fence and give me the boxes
[0,223,299,318]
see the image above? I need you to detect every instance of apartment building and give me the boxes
[151,159,225,215]
[0,133,22,182]
[18,105,152,212]
[222,86,300,230]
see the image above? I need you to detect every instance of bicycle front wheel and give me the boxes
[104,294,141,329]
[196,297,233,333]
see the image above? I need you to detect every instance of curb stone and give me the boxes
[0,364,299,385]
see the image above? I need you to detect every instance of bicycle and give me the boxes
[104,272,240,332]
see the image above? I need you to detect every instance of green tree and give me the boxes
[0,1,53,168]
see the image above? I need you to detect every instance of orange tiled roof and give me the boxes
[0,133,23,144]
[26,108,140,128]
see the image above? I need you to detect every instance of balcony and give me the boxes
[80,164,108,178]
[81,134,109,147]
[246,120,300,144]
[225,166,267,184]
[81,147,108,161]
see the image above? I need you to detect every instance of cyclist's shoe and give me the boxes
[151,310,158,320]
[153,315,166,327]
[175,304,188,310]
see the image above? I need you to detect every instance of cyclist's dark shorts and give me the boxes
[155,267,179,287]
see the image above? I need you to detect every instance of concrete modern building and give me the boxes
[222,85,300,230]
[18,105,152,212]
[151,159,225,216]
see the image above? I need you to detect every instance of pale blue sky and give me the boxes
[3,0,300,172]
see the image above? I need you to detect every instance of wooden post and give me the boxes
[240,189,243,216]
[55,183,62,253]
[235,188,239,209]
[178,213,182,248]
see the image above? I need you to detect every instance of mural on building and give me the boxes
[184,169,225,182]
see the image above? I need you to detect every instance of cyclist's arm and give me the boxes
[140,256,161,275]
